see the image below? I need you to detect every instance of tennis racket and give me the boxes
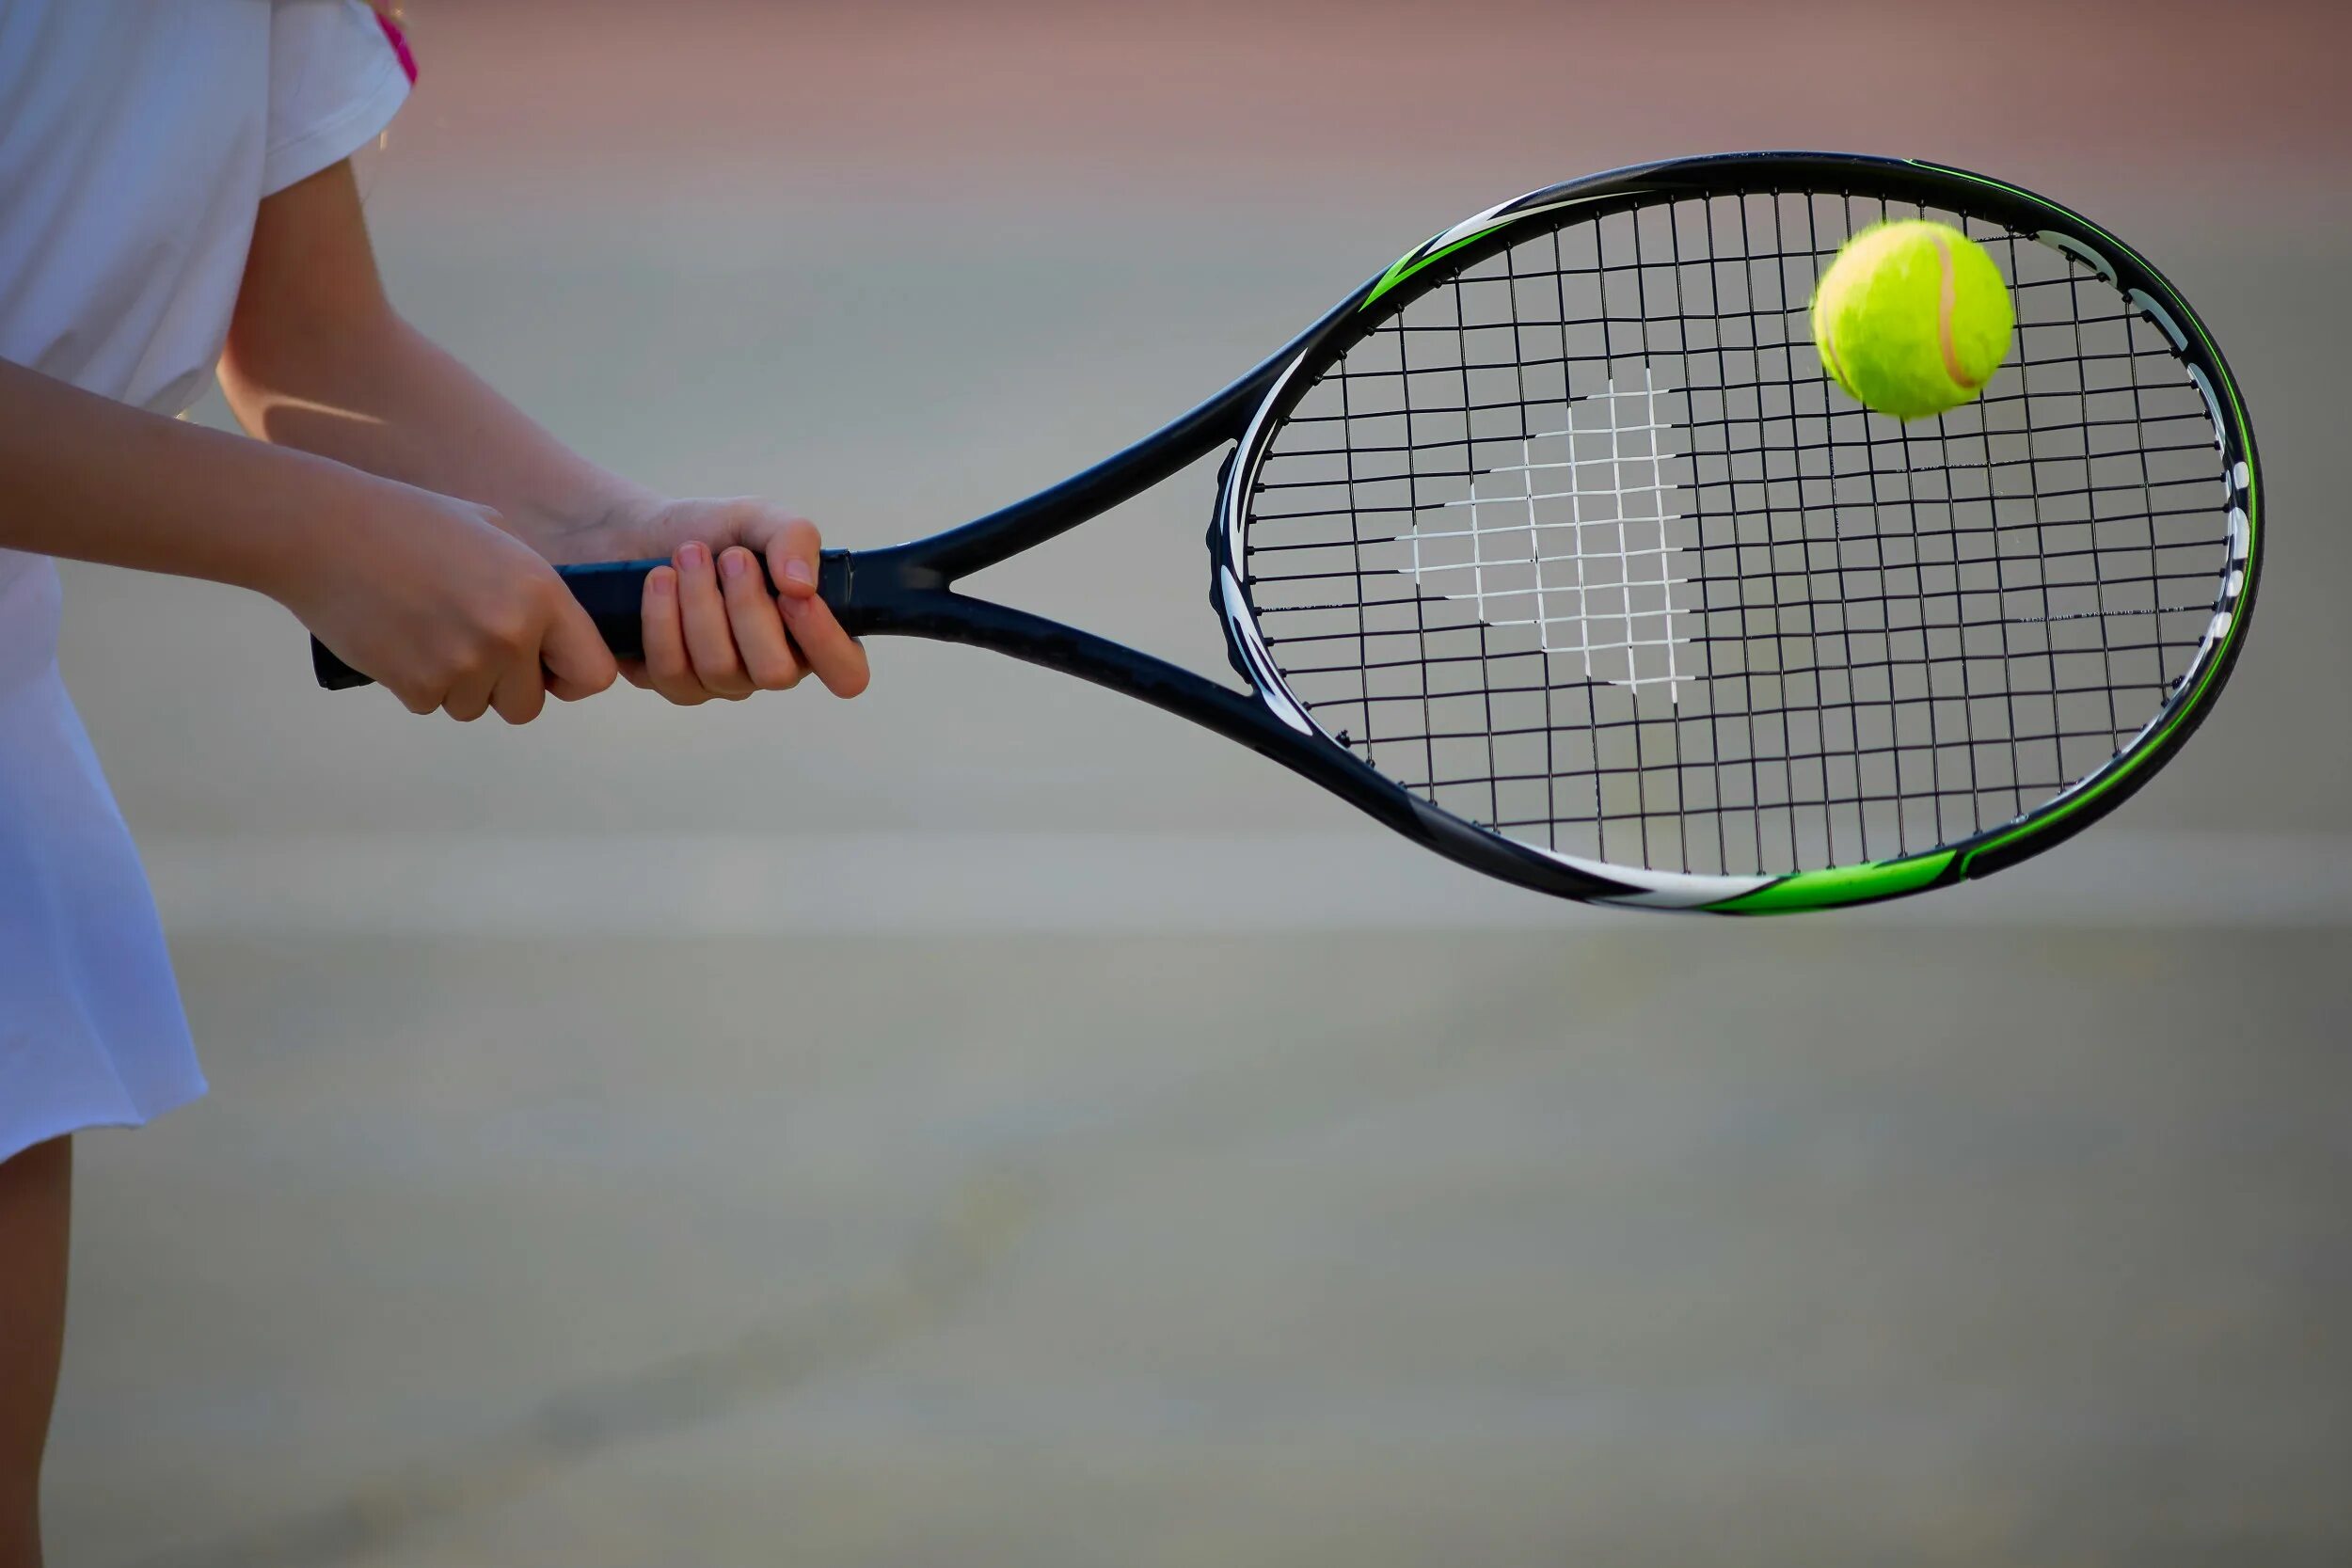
[315,151,2261,913]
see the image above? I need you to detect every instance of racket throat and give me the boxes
[818,545,947,639]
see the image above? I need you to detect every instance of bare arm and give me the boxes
[218,161,867,701]
[0,355,613,721]
[0,353,391,595]
[217,162,654,555]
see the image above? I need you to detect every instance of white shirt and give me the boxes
[0,0,410,1161]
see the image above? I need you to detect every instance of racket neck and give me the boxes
[819,563,1296,759]
[855,292,1373,590]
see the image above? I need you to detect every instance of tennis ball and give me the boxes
[1810,220,2014,421]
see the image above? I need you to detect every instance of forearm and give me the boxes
[0,355,387,601]
[198,160,859,710]
[217,300,655,556]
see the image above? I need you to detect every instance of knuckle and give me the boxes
[445,632,502,677]
[489,614,533,655]
[749,654,800,690]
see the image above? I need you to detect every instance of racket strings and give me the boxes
[1390,369,1692,702]
[1241,190,2232,879]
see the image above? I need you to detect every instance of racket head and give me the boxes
[1210,152,2260,912]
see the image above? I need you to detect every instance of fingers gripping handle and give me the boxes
[310,560,665,691]
[310,551,859,691]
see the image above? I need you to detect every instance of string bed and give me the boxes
[1242,191,2233,878]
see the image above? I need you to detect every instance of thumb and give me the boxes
[765,516,823,601]
[539,592,619,701]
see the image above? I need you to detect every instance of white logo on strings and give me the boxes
[1393,370,1691,703]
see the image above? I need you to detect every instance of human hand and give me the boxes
[570,495,870,705]
[283,478,619,721]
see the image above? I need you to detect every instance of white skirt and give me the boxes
[0,554,203,1164]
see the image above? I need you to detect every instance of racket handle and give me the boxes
[310,551,853,691]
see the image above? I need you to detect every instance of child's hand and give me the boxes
[288,482,619,722]
[576,496,871,705]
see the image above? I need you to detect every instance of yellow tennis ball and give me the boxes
[1811,220,2015,421]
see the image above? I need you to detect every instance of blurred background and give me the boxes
[45,2,2352,1563]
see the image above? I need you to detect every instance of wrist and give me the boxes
[183,436,404,609]
[515,478,665,564]
[237,455,467,611]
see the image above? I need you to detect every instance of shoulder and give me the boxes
[264,1,416,198]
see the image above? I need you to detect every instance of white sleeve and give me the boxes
[262,0,413,197]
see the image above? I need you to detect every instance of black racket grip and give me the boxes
[310,551,852,690]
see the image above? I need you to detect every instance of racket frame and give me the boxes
[818,151,2261,912]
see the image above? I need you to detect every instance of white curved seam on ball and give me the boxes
[1929,230,1979,390]
[1817,309,1851,394]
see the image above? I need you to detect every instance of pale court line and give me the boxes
[142,832,2352,935]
